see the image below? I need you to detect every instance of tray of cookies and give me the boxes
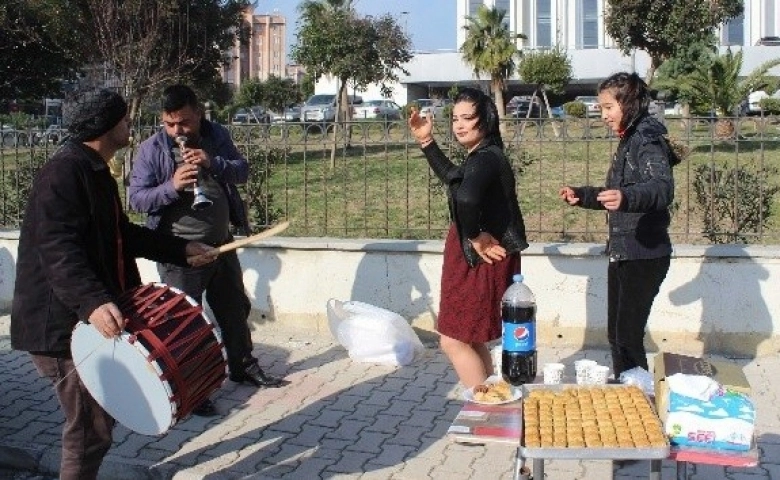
[521,384,669,459]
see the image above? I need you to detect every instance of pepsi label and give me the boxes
[502,321,536,352]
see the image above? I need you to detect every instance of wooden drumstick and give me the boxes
[191,221,290,263]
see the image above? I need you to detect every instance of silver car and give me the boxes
[353,100,401,120]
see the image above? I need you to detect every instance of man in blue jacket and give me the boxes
[129,85,285,417]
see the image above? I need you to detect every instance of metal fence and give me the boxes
[2,115,780,245]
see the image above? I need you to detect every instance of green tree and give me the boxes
[605,0,743,83]
[292,0,411,165]
[654,37,717,117]
[517,46,572,136]
[0,0,87,102]
[234,78,265,109]
[460,5,522,118]
[261,75,303,113]
[657,49,780,138]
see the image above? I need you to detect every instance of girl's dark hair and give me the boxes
[597,72,651,130]
[453,87,503,149]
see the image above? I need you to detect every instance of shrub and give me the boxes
[563,101,586,118]
[241,147,284,233]
[759,98,780,115]
[693,162,780,243]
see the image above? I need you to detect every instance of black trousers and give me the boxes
[158,250,255,374]
[31,355,114,480]
[607,256,670,377]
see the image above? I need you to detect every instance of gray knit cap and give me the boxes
[64,89,127,141]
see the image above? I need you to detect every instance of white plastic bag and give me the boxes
[326,299,425,366]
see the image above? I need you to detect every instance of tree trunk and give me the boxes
[541,88,560,138]
[330,80,349,169]
[493,78,506,136]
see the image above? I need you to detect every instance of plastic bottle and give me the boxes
[501,274,537,386]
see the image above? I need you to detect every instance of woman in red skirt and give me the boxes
[409,87,528,388]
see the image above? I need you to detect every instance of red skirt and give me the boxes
[437,224,521,343]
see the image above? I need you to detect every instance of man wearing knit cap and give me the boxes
[11,88,217,480]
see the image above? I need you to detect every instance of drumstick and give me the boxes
[192,221,290,262]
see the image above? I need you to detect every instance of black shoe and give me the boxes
[191,399,218,417]
[229,362,287,388]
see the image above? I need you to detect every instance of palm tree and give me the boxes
[460,5,522,120]
[661,49,780,138]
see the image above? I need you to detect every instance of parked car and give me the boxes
[506,96,544,118]
[283,105,301,122]
[415,98,452,119]
[574,96,601,117]
[549,105,565,118]
[1,125,30,147]
[353,100,402,120]
[33,124,63,145]
[232,106,270,124]
[755,36,780,46]
[746,90,780,115]
[300,94,363,124]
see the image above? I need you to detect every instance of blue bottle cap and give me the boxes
[513,273,523,283]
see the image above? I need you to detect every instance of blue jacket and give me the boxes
[129,120,251,236]
[572,114,674,261]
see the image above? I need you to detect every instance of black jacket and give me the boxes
[11,141,190,355]
[422,139,528,266]
[572,114,674,261]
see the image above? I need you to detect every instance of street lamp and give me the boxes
[400,11,409,38]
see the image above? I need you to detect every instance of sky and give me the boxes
[255,0,458,59]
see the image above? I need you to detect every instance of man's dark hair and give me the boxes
[454,87,503,149]
[161,84,200,113]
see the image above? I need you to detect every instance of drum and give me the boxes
[72,283,228,435]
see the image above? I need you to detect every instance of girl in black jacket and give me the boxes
[560,72,675,377]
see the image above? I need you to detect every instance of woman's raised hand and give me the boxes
[408,107,434,146]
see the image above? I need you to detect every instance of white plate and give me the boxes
[462,375,522,405]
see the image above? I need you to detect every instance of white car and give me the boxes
[574,96,601,117]
[353,100,402,120]
[746,90,780,115]
[416,98,452,119]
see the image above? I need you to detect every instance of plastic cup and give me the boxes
[590,365,610,385]
[542,363,565,384]
[574,359,598,385]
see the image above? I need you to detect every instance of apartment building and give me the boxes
[455,0,779,51]
[222,9,287,89]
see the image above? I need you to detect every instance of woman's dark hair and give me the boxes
[597,72,651,130]
[454,87,503,149]
[161,84,200,113]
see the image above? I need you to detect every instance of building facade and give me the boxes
[222,9,287,89]
[456,0,780,51]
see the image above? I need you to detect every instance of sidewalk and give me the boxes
[1,314,778,480]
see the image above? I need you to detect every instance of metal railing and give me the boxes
[2,115,780,244]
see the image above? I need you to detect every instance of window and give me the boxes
[536,0,551,47]
[468,0,483,17]
[495,0,510,29]
[582,0,598,49]
[724,13,744,46]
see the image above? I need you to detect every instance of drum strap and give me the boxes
[115,199,126,291]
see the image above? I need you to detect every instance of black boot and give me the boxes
[229,361,287,388]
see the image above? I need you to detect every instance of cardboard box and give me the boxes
[654,352,754,452]
[654,352,751,403]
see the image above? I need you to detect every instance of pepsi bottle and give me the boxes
[501,274,537,386]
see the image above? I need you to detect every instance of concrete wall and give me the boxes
[1,230,778,358]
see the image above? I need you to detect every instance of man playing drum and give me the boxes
[10,89,217,480]
[129,85,286,417]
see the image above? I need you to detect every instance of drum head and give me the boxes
[72,322,175,436]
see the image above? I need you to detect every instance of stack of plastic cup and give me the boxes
[589,365,610,384]
[542,363,565,384]
[574,359,598,385]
